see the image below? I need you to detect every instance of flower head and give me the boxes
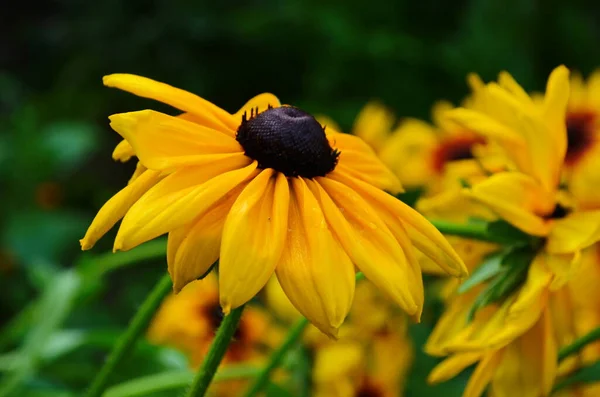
[81,74,466,336]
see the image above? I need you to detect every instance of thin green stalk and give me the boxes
[84,273,173,397]
[243,272,366,397]
[558,326,600,362]
[185,305,246,397]
[243,316,309,397]
[429,220,494,242]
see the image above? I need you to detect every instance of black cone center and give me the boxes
[236,106,340,178]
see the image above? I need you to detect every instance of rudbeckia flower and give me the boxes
[80,74,467,336]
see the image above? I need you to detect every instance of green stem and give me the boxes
[558,326,600,362]
[185,305,246,397]
[243,317,309,397]
[243,272,366,397]
[84,273,172,397]
[429,220,491,241]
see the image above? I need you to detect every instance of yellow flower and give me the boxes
[147,272,274,368]
[80,74,467,337]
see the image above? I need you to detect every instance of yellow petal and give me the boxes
[112,140,135,162]
[542,65,569,167]
[330,171,468,277]
[546,210,600,253]
[219,170,289,312]
[115,162,258,251]
[464,351,503,397]
[233,93,281,123]
[490,308,557,397]
[128,162,147,184]
[313,177,423,318]
[567,147,600,209]
[498,71,533,104]
[328,132,403,194]
[80,169,162,250]
[428,352,483,384]
[313,343,363,383]
[351,101,395,151]
[467,172,553,236]
[170,183,247,292]
[103,73,237,135]
[109,110,243,171]
[315,115,341,133]
[275,178,355,337]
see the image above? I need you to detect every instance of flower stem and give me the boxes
[242,272,366,397]
[185,305,246,397]
[84,273,172,397]
[242,317,309,397]
[558,326,600,362]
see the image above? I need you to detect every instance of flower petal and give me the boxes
[312,177,422,318]
[546,210,600,254]
[464,351,503,397]
[219,170,290,313]
[351,101,395,152]
[113,140,135,162]
[330,171,468,277]
[170,183,247,292]
[275,178,355,337]
[80,169,162,250]
[233,93,281,123]
[467,172,553,236]
[109,110,243,171]
[103,74,237,134]
[428,352,483,384]
[328,132,403,194]
[542,65,569,166]
[115,162,258,251]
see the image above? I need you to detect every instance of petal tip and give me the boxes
[79,238,93,251]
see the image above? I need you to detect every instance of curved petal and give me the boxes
[109,110,244,171]
[115,162,258,251]
[329,171,468,277]
[464,351,503,397]
[80,169,162,250]
[170,183,248,292]
[103,74,237,135]
[275,178,355,338]
[428,352,484,384]
[546,210,600,254]
[467,172,553,236]
[113,140,135,162]
[219,170,290,313]
[542,65,569,167]
[328,132,403,194]
[312,177,422,318]
[233,93,281,124]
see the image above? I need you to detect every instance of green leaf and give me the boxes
[103,366,260,397]
[457,252,504,294]
[0,270,81,397]
[485,220,531,245]
[553,360,600,393]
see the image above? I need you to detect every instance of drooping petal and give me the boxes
[489,308,557,397]
[80,169,162,250]
[103,74,237,134]
[312,177,423,318]
[233,93,281,124]
[464,351,503,397]
[275,178,355,337]
[546,210,600,254]
[109,110,244,171]
[330,171,468,277]
[467,172,554,236]
[428,352,484,384]
[170,183,248,292]
[219,170,289,313]
[328,132,403,194]
[115,162,258,251]
[113,140,135,162]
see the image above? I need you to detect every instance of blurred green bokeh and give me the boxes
[2,1,600,395]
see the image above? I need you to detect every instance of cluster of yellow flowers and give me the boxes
[81,65,600,396]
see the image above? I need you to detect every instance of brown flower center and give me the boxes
[565,111,596,166]
[432,134,486,173]
[236,106,340,178]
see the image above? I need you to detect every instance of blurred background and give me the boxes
[2,0,600,396]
